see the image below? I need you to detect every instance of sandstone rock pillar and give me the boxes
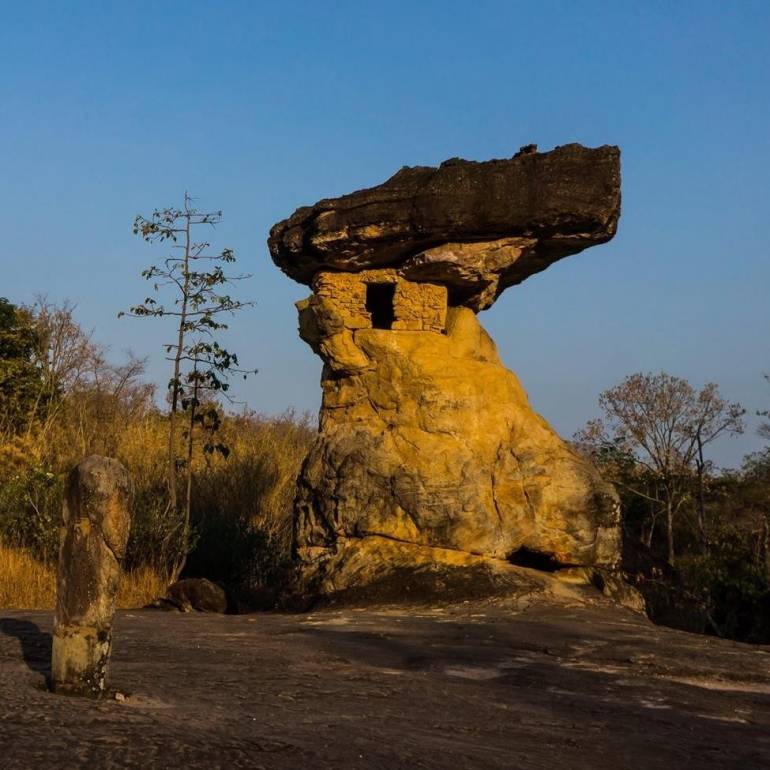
[51,455,132,696]
[268,144,623,600]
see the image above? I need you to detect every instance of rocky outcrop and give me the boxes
[269,143,623,601]
[269,143,620,310]
[292,302,620,597]
[5,603,770,767]
[52,455,132,697]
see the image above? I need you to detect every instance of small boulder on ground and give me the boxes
[150,578,228,614]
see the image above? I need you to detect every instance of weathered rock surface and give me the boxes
[269,143,620,309]
[2,603,769,768]
[293,301,620,598]
[52,455,132,697]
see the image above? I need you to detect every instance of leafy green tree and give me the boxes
[736,448,770,581]
[0,298,44,436]
[675,450,770,640]
[120,194,255,578]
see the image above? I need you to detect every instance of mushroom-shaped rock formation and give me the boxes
[269,143,620,310]
[269,143,622,601]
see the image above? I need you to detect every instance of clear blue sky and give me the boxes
[1,1,768,467]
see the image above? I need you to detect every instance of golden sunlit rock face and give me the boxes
[269,145,623,598]
[292,294,620,595]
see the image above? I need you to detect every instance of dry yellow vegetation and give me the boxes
[0,541,167,610]
[0,542,54,609]
[117,566,169,609]
[0,300,313,605]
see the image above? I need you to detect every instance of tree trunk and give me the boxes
[170,371,198,583]
[695,429,708,555]
[643,509,657,548]
[643,521,653,548]
[763,514,770,584]
[665,497,675,566]
[167,208,192,518]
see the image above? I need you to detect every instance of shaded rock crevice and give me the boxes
[507,546,574,573]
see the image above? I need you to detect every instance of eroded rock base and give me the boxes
[292,533,643,613]
[51,626,111,696]
[295,305,621,596]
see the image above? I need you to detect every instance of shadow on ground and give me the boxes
[0,617,51,678]
[0,603,768,769]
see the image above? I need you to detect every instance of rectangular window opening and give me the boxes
[365,283,396,330]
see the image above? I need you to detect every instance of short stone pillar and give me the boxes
[51,455,132,696]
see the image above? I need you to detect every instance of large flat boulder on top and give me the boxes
[268,143,620,309]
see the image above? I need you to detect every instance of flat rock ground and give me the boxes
[1,600,769,769]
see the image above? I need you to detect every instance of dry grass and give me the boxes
[117,567,169,608]
[0,542,168,610]
[0,542,55,609]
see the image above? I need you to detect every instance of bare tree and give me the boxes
[19,298,154,462]
[24,298,95,442]
[67,352,153,457]
[576,372,745,564]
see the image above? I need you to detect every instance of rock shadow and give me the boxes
[0,618,52,677]
[293,619,770,760]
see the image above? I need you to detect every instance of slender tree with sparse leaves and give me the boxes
[120,194,255,579]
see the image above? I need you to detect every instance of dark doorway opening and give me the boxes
[507,547,567,572]
[365,283,396,330]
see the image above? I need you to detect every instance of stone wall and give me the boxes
[311,270,447,333]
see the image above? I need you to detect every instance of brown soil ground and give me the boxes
[1,600,769,769]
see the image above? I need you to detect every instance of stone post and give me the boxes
[51,455,132,697]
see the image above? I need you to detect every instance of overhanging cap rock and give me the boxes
[268,143,620,309]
